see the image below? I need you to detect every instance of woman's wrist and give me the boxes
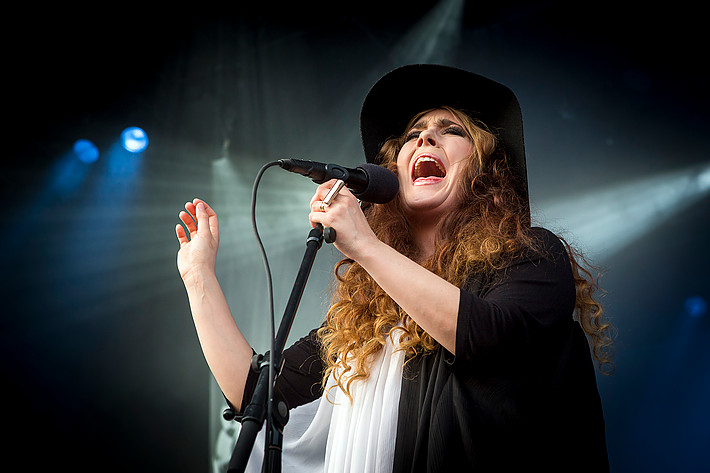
[351,236,390,271]
[181,265,218,290]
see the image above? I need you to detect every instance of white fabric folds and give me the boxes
[244,333,405,473]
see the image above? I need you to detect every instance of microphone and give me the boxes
[278,159,399,204]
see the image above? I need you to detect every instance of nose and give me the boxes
[417,128,437,147]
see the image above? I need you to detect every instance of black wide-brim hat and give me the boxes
[360,64,528,201]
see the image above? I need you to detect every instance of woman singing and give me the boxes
[176,64,614,472]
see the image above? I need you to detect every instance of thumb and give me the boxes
[196,202,208,235]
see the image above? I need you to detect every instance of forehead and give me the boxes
[409,109,462,129]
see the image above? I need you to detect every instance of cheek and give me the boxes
[396,148,411,178]
[456,142,476,161]
[446,158,472,194]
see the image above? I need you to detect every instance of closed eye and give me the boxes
[404,119,468,143]
[443,125,466,137]
[404,130,421,142]
[403,122,467,142]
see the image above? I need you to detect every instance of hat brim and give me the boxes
[359,64,528,199]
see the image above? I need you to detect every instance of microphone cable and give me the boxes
[250,160,281,441]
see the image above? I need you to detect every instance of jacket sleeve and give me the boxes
[454,227,577,367]
[239,328,325,413]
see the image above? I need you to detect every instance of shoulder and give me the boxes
[496,226,574,292]
[529,226,567,252]
[520,226,571,267]
[462,227,571,294]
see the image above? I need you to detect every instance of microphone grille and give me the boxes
[353,163,399,204]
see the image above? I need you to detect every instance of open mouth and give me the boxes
[412,155,446,183]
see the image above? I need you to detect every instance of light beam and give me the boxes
[535,162,710,260]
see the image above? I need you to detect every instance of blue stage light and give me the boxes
[121,127,149,153]
[685,296,707,318]
[73,139,99,163]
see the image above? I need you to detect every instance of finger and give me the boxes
[195,201,211,237]
[192,198,214,213]
[193,199,220,241]
[337,184,355,198]
[310,200,329,213]
[309,209,332,230]
[310,180,346,213]
[310,179,339,206]
[175,223,189,245]
[308,211,321,229]
[191,199,215,222]
[185,201,197,219]
[322,180,346,206]
[179,209,197,234]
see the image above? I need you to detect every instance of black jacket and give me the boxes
[238,227,609,472]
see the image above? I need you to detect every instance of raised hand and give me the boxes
[174,199,253,408]
[175,198,220,283]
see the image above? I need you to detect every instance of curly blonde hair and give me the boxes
[317,107,614,401]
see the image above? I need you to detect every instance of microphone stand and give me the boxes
[226,224,335,473]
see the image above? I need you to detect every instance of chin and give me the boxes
[402,194,453,219]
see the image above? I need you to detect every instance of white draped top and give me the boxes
[244,333,405,473]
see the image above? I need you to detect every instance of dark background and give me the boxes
[3,2,709,471]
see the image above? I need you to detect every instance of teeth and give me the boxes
[413,156,446,178]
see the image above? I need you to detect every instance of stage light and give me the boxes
[121,127,149,153]
[73,139,99,163]
[685,296,707,318]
